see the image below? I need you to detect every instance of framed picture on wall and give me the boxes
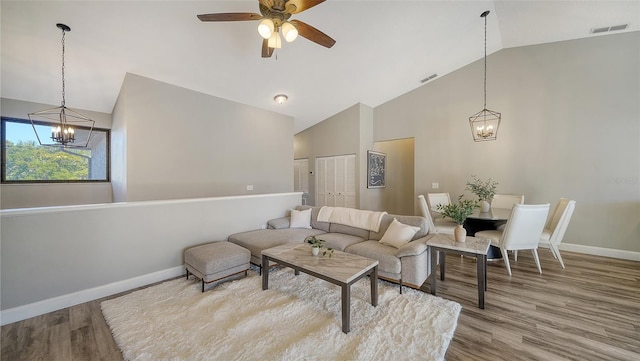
[367,150,386,188]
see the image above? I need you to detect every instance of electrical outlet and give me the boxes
[246,185,254,191]
[261,224,267,229]
[432,183,439,189]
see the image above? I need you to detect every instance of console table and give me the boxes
[427,234,491,309]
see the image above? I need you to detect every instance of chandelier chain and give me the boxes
[483,12,487,109]
[61,26,66,107]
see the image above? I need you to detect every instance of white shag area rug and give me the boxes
[101,269,461,361]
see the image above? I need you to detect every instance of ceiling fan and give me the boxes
[197,0,335,58]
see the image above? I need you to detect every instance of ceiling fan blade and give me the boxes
[286,0,325,14]
[290,19,335,48]
[197,13,262,22]
[262,39,274,58]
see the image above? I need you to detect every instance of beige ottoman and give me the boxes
[184,241,251,292]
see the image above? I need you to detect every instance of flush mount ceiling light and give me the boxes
[28,23,95,148]
[274,94,288,104]
[469,10,501,142]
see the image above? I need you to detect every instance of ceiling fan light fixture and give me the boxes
[281,21,298,42]
[258,18,275,39]
[274,94,288,104]
[267,31,282,48]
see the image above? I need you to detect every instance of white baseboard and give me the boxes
[3,242,639,326]
[539,242,640,261]
[1,266,184,326]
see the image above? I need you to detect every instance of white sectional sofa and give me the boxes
[228,205,435,292]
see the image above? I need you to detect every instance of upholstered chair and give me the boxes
[491,194,525,209]
[418,195,456,235]
[540,198,576,269]
[475,203,550,276]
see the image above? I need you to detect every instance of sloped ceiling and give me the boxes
[1,0,638,133]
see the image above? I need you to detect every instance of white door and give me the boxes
[316,154,356,208]
[293,159,309,192]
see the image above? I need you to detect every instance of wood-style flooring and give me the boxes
[2,249,639,360]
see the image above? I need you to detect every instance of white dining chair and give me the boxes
[491,194,525,209]
[540,198,576,269]
[427,193,451,212]
[474,203,550,276]
[418,195,456,235]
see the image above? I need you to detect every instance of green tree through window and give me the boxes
[1,117,109,182]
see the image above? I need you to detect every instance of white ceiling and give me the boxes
[2,1,638,133]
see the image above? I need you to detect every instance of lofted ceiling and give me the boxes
[1,1,638,133]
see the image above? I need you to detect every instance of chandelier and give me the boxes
[28,23,94,148]
[469,11,501,142]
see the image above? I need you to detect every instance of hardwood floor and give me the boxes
[2,249,639,360]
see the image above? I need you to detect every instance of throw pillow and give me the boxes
[379,218,421,248]
[290,208,312,229]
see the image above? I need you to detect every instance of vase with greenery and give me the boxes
[466,175,498,212]
[307,236,334,257]
[436,195,477,242]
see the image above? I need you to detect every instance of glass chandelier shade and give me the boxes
[281,21,298,42]
[28,23,95,148]
[469,11,501,142]
[258,18,275,39]
[267,31,282,48]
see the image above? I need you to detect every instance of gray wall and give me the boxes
[294,103,375,209]
[112,73,294,202]
[374,32,640,253]
[1,192,302,323]
[0,98,114,208]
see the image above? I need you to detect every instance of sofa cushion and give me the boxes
[370,214,428,241]
[228,228,325,260]
[300,205,330,232]
[313,233,365,252]
[379,218,421,249]
[345,240,401,274]
[267,217,290,229]
[329,223,370,239]
[290,208,312,229]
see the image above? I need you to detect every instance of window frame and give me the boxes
[1,116,111,184]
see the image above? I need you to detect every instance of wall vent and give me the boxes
[590,24,628,34]
[420,74,438,83]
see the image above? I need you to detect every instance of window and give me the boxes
[1,117,110,182]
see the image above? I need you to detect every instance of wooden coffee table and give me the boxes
[261,243,378,334]
[427,234,491,309]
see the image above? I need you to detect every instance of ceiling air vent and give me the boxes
[420,74,438,83]
[610,24,629,31]
[590,24,628,34]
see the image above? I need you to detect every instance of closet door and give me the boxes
[315,157,328,207]
[334,155,356,208]
[316,154,356,208]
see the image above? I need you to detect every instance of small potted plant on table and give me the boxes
[307,236,334,257]
[466,175,498,212]
[436,195,478,242]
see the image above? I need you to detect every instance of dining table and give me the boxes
[464,207,512,260]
